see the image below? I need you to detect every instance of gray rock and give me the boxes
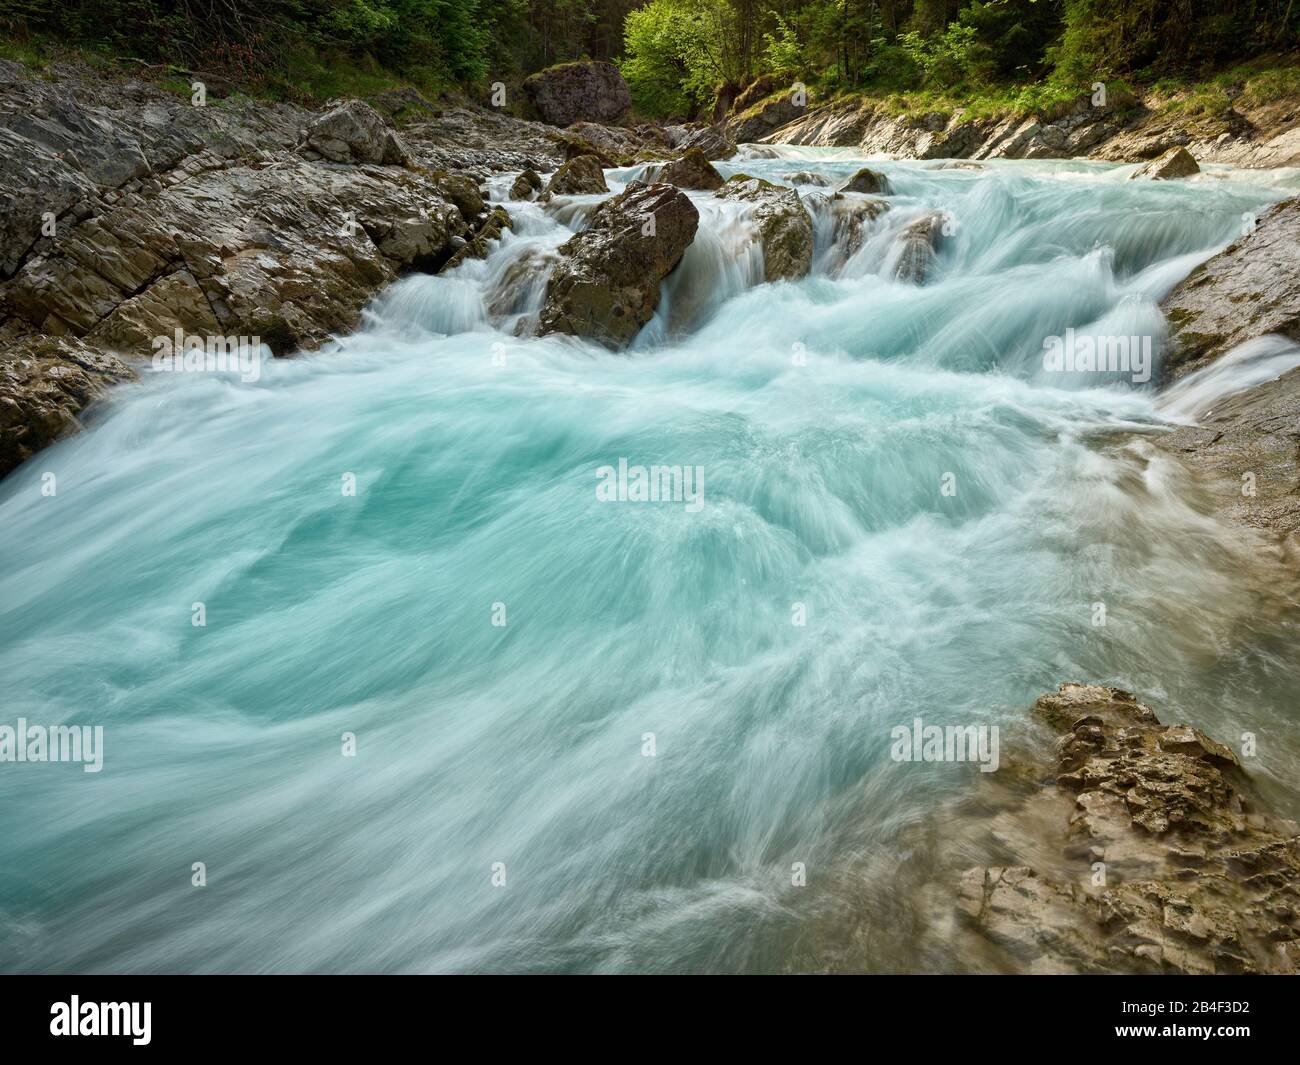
[678,124,737,161]
[890,210,950,283]
[840,166,891,195]
[523,61,631,127]
[306,100,412,165]
[654,148,723,191]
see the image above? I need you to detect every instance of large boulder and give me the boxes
[538,181,699,348]
[510,169,544,200]
[523,61,632,127]
[541,154,609,199]
[677,125,737,161]
[1129,145,1199,180]
[715,175,813,282]
[305,100,411,165]
[655,148,723,191]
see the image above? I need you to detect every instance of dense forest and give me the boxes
[1,1,1297,115]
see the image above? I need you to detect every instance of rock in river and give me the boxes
[538,181,699,348]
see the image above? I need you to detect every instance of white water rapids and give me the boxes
[1,148,1298,973]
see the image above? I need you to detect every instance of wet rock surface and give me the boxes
[1129,145,1200,180]
[840,166,890,194]
[653,147,724,191]
[890,211,949,283]
[715,175,814,283]
[0,335,133,478]
[1156,197,1300,547]
[938,685,1300,974]
[1163,198,1300,376]
[541,154,610,199]
[538,181,699,348]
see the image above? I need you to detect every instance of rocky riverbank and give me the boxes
[728,82,1300,169]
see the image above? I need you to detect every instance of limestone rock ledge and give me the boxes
[953,684,1300,975]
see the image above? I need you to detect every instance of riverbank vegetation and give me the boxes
[0,1,1296,115]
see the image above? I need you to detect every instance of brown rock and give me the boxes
[537,181,698,348]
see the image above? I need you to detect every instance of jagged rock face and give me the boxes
[542,154,609,199]
[400,105,564,175]
[727,93,808,145]
[655,148,723,191]
[677,124,737,161]
[953,685,1300,975]
[1162,197,1300,376]
[3,160,472,354]
[538,181,699,348]
[0,336,133,477]
[1130,145,1200,180]
[0,62,533,477]
[1155,196,1300,544]
[305,100,412,166]
[715,176,813,283]
[444,206,513,271]
[890,210,949,283]
[840,166,890,194]
[523,61,632,127]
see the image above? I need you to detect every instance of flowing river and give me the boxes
[2,149,1299,973]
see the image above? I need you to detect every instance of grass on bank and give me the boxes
[731,52,1300,131]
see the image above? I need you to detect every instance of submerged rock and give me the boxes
[538,181,698,348]
[840,166,891,195]
[305,100,411,166]
[542,154,609,199]
[1129,145,1200,180]
[715,175,813,283]
[523,61,631,127]
[655,147,723,191]
[783,170,830,186]
[808,191,890,272]
[890,210,950,283]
